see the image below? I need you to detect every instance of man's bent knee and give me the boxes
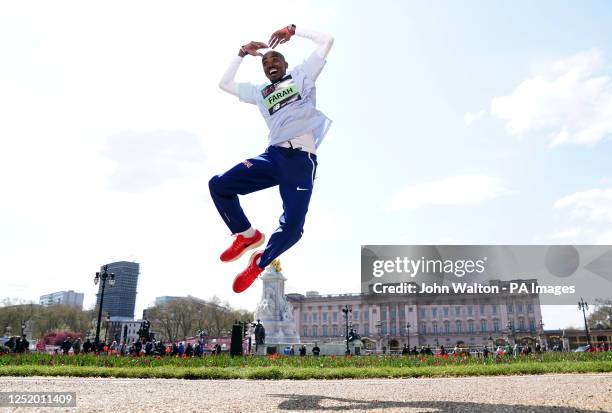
[208,175,223,194]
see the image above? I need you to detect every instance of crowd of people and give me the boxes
[3,335,30,353]
[4,334,611,357]
[50,336,225,357]
[397,343,539,357]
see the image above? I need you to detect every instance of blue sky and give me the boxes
[1,1,611,329]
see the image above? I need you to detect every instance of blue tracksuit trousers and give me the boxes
[209,146,318,268]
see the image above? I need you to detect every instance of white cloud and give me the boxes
[385,175,516,211]
[490,49,612,146]
[464,109,486,126]
[554,188,612,222]
[553,187,612,244]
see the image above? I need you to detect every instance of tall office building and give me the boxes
[39,290,84,309]
[95,261,139,319]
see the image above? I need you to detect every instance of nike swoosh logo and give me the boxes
[296,187,311,191]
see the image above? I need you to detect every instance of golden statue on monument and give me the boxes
[270,259,282,273]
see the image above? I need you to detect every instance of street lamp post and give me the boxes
[342,305,352,355]
[375,320,382,353]
[406,323,411,350]
[578,298,592,347]
[94,265,115,348]
[434,324,439,349]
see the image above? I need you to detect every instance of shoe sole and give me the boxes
[232,251,263,293]
[221,233,266,263]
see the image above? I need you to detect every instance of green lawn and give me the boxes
[1,352,610,380]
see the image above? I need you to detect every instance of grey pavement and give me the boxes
[1,373,611,412]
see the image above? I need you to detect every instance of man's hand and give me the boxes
[239,41,268,57]
[268,25,295,49]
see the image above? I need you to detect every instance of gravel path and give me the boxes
[1,374,611,412]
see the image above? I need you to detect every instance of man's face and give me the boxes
[262,51,288,82]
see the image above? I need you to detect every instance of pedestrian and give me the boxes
[19,335,29,353]
[312,343,320,356]
[212,24,334,293]
[72,338,81,355]
[83,338,93,354]
[61,337,72,355]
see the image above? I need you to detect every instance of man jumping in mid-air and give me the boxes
[210,24,334,293]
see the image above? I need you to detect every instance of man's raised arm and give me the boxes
[269,25,334,80]
[218,41,268,101]
[294,26,334,60]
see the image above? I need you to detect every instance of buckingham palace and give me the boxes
[287,279,544,352]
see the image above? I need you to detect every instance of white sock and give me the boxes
[238,227,256,238]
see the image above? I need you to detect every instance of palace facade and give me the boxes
[287,280,544,351]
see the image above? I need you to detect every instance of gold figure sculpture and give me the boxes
[270,259,282,273]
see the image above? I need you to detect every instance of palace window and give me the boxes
[455,306,461,316]
[353,310,359,320]
[468,321,475,333]
[517,303,523,314]
[420,322,427,335]
[529,319,536,331]
[432,308,438,318]
[527,303,533,313]
[519,319,525,331]
[481,320,487,332]
[323,313,327,322]
[443,307,449,317]
[455,320,462,333]
[312,326,318,337]
[333,312,338,322]
[493,319,500,332]
[444,321,450,334]
[364,325,370,336]
[467,306,473,317]
[507,304,513,314]
[492,305,497,315]
[479,305,485,315]
[322,326,328,336]
[332,325,338,336]
[303,326,308,336]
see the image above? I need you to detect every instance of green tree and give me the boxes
[588,299,612,329]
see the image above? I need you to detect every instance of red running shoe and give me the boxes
[220,230,265,262]
[232,251,264,293]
